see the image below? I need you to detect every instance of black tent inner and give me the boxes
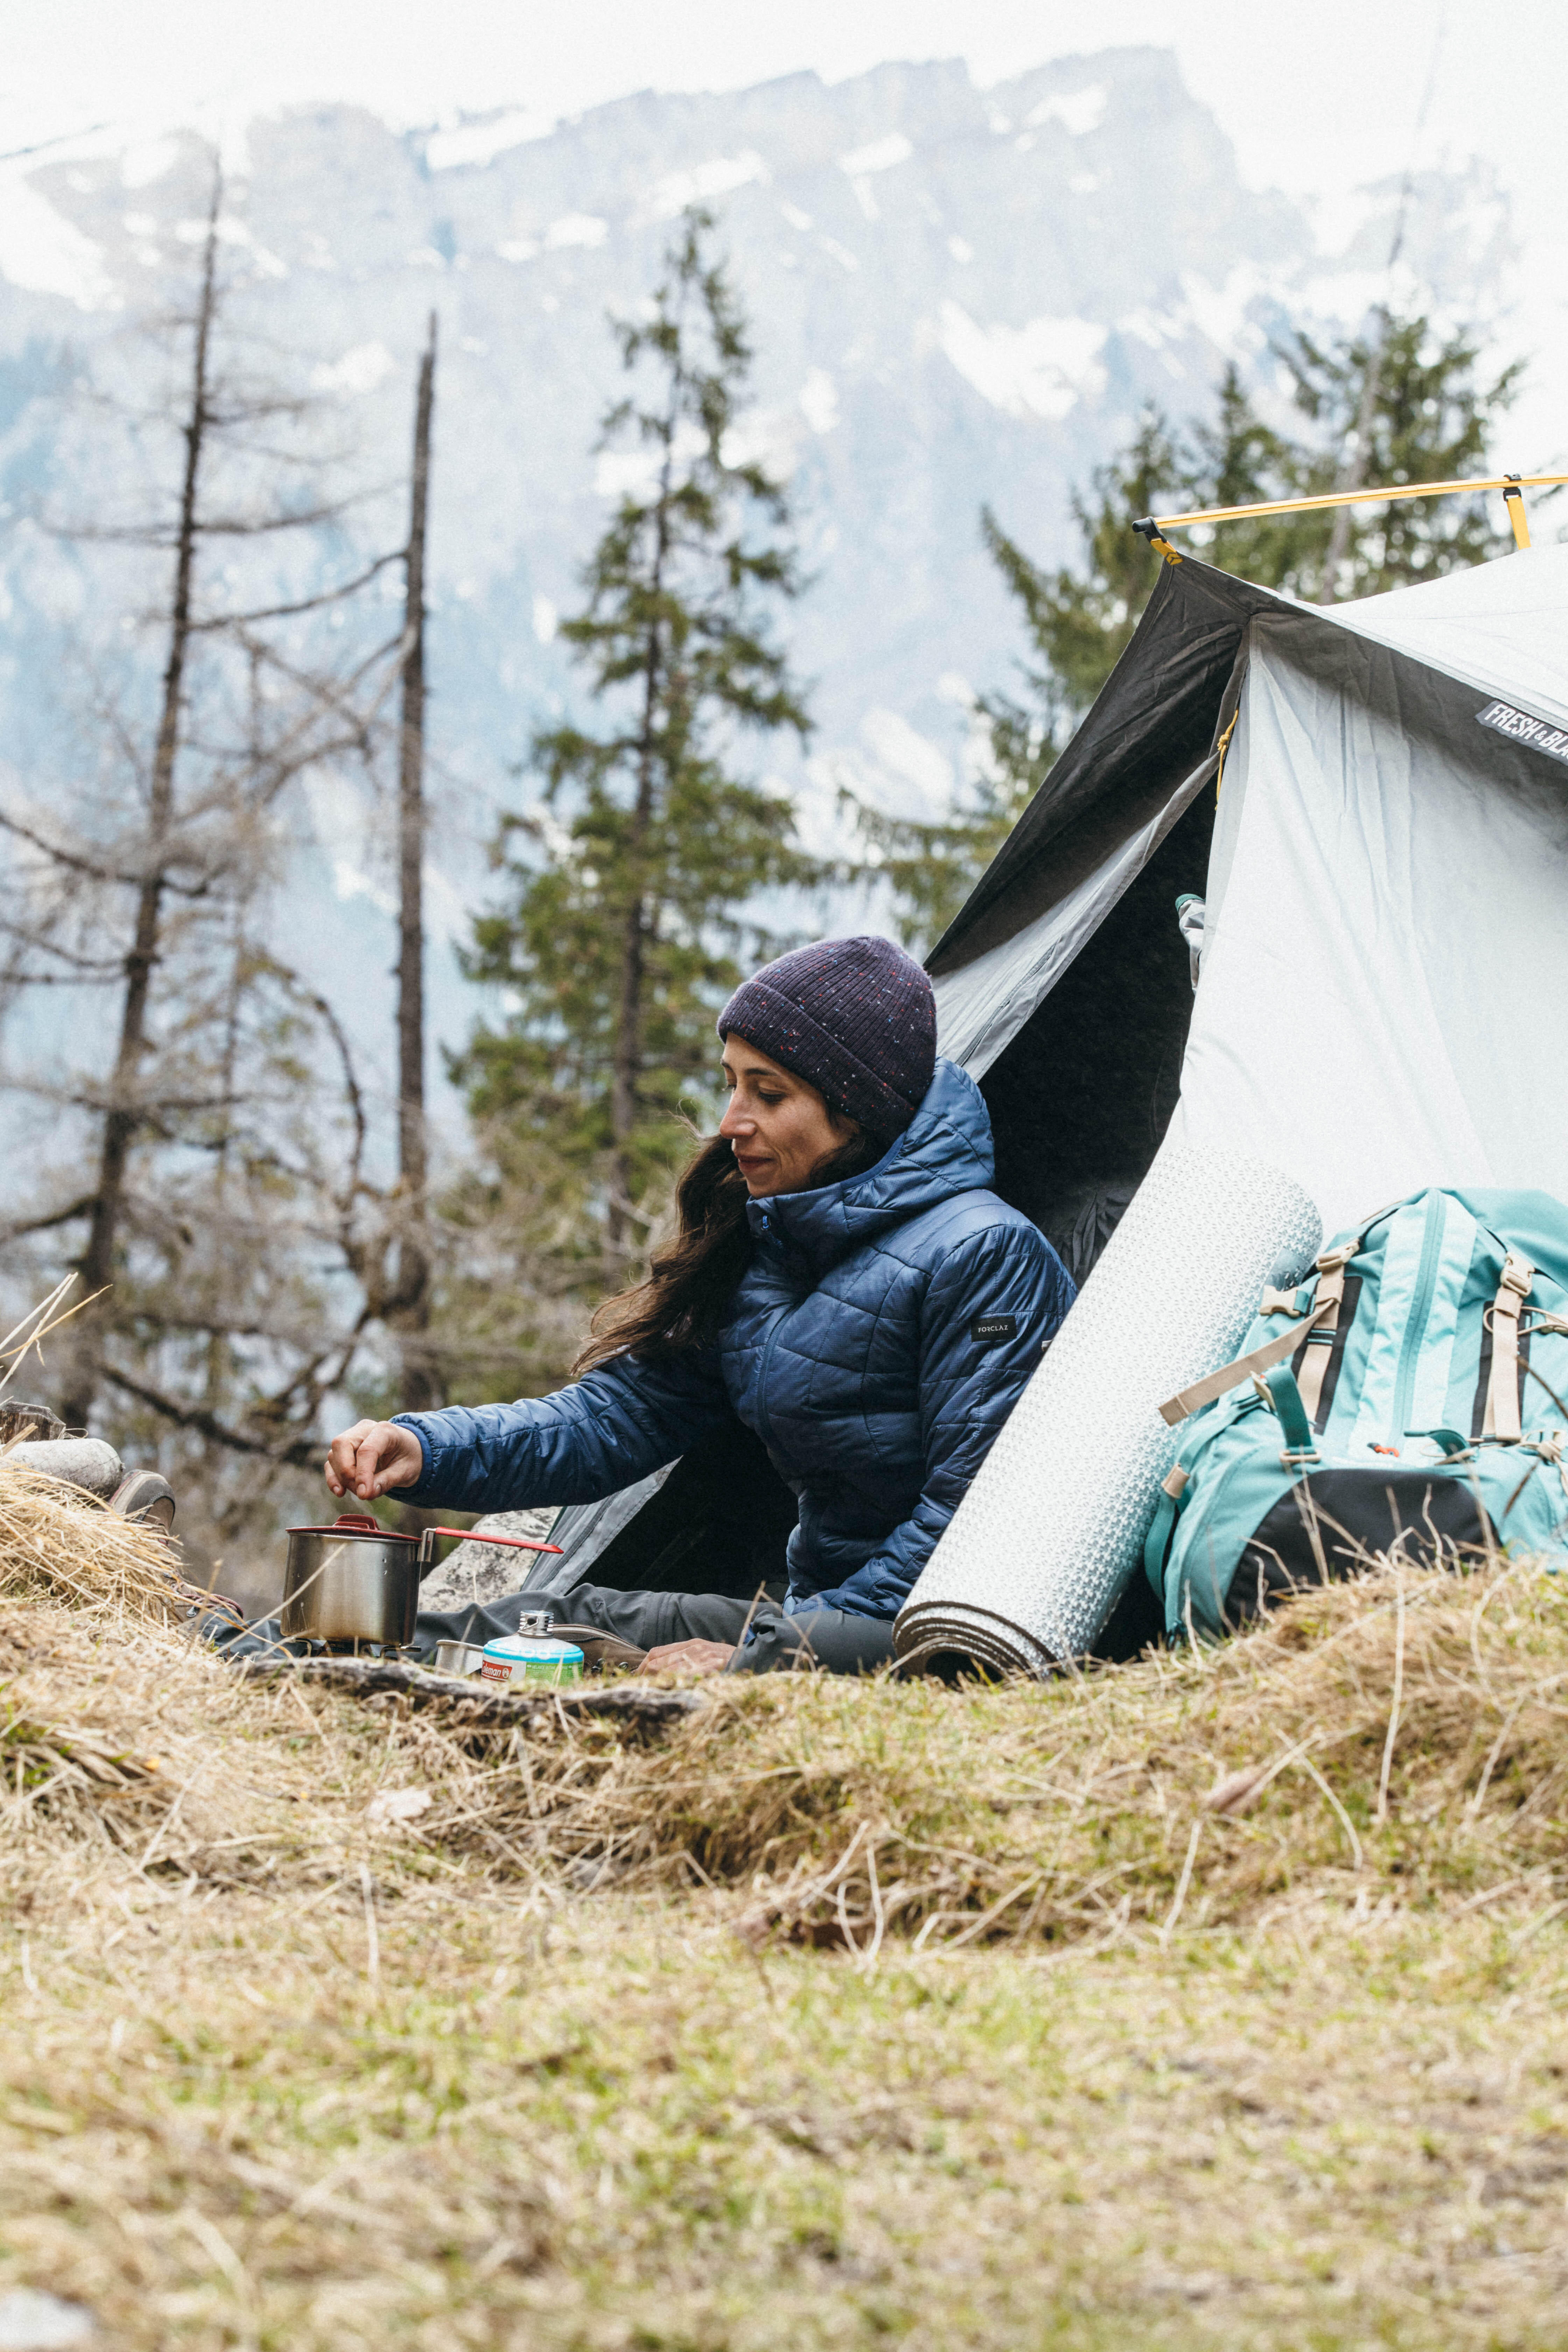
[978,797,1213,1282]
[926,555,1272,1276]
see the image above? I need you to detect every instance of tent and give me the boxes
[934,541,1568,1266]
[471,538,1568,1617]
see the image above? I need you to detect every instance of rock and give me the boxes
[365,1784,433,1830]
[419,1506,559,1611]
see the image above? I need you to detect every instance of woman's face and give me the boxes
[719,1035,853,1197]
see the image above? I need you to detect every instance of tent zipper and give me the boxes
[1389,1193,1446,1449]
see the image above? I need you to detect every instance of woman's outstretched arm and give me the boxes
[378,1347,733,1516]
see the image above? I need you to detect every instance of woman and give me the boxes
[326,936,1074,1673]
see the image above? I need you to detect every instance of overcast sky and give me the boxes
[0,0,1556,191]
[4,0,1566,454]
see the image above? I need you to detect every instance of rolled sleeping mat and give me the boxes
[894,1142,1322,1676]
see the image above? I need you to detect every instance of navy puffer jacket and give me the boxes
[395,1060,1074,1619]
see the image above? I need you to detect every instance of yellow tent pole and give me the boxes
[1503,475,1532,551]
[1134,470,1568,538]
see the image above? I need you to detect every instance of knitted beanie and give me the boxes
[718,935,937,1140]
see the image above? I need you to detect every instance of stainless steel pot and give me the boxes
[280,1514,561,1647]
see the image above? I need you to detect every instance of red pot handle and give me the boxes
[429,1526,564,1555]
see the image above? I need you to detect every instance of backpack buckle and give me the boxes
[1499,1252,1534,1301]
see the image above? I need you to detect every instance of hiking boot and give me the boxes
[108,1470,176,1532]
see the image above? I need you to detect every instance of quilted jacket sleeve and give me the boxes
[391,1345,732,1515]
[796,1218,1074,1620]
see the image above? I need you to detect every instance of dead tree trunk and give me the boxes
[393,312,438,1409]
[60,176,222,1432]
[606,388,677,1260]
[607,692,656,1256]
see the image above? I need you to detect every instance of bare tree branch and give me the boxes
[0,807,220,897]
[0,1196,97,1247]
[99,1363,324,1466]
[66,498,357,549]
[0,919,133,974]
[185,546,406,633]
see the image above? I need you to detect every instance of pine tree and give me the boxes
[1283,312,1522,600]
[843,753,1035,956]
[987,406,1185,715]
[1179,362,1312,594]
[861,318,1522,950]
[454,210,818,1272]
[843,408,1181,950]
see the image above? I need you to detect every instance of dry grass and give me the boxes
[15,1541,1568,1954]
[0,1463,194,1621]
[424,1557,1568,1954]
[6,1487,1568,2347]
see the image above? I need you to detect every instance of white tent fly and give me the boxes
[932,540,1568,1258]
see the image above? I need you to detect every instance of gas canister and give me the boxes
[480,1632,584,1686]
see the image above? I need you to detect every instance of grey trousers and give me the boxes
[413,1580,897,1675]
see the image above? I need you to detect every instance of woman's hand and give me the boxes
[636,1638,736,1678]
[325,1419,425,1502]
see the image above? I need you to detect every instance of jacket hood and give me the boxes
[745,1058,995,1280]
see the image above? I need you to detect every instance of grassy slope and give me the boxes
[4,1541,1568,2347]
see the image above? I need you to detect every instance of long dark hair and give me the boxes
[573,1118,885,1374]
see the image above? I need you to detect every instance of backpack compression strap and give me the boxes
[1483,1253,1534,1443]
[1158,1240,1359,1429]
[1294,1242,1357,1424]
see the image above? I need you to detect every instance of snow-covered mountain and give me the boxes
[0,48,1512,1130]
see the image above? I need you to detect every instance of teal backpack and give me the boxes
[1145,1189,1568,1640]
